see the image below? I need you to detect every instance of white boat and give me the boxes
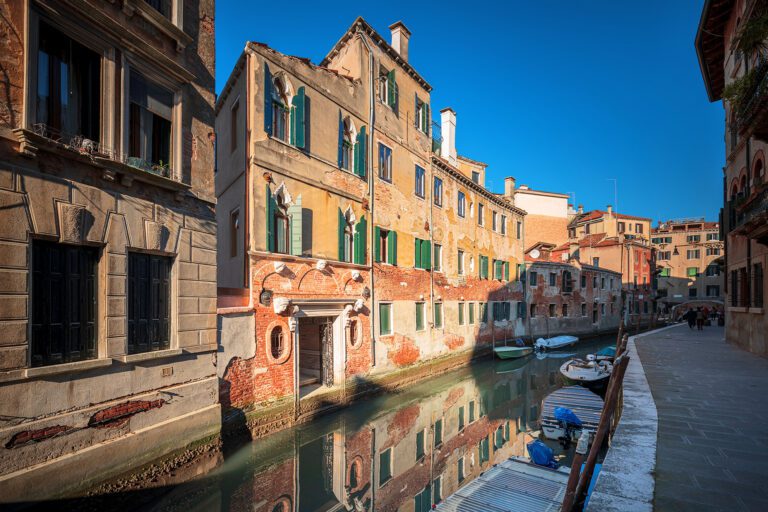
[559,355,613,391]
[534,335,579,351]
[493,345,534,359]
[541,386,604,442]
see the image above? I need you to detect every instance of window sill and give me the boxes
[748,307,764,314]
[183,343,219,354]
[0,358,113,384]
[127,0,193,51]
[728,307,749,313]
[116,348,183,364]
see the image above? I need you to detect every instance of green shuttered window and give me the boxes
[414,238,431,270]
[379,303,392,336]
[416,302,425,331]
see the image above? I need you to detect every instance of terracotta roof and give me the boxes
[572,210,652,224]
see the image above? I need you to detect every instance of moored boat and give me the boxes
[541,386,604,442]
[493,345,534,359]
[559,355,613,391]
[534,335,579,351]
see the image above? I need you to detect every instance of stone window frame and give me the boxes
[265,320,292,365]
[347,317,363,348]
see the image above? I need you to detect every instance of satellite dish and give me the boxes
[530,249,541,259]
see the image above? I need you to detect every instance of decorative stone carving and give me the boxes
[273,297,292,314]
[351,270,361,281]
[354,299,365,313]
[273,261,287,273]
[145,220,169,251]
[316,259,328,271]
[58,203,86,243]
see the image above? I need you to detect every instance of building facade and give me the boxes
[215,19,526,432]
[697,0,768,356]
[563,207,656,325]
[652,219,725,310]
[506,179,572,248]
[0,0,218,500]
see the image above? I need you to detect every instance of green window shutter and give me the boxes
[263,63,272,136]
[387,69,396,108]
[416,429,425,459]
[414,93,419,127]
[421,239,431,270]
[292,86,306,148]
[388,230,398,265]
[355,126,367,177]
[338,208,346,261]
[266,185,276,252]
[374,226,381,263]
[287,195,303,256]
[337,111,344,168]
[425,103,430,135]
[354,215,367,265]
[379,303,391,335]
[416,303,424,331]
[505,261,510,281]
[414,238,422,269]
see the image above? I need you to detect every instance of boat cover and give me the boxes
[554,407,582,426]
[596,346,616,357]
[527,440,557,469]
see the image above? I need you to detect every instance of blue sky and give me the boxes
[216,1,723,224]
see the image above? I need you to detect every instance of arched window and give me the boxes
[349,460,360,488]
[754,159,765,186]
[270,326,285,360]
[341,117,354,171]
[272,77,290,142]
[731,180,740,200]
[740,174,747,196]
[274,193,290,254]
[343,209,355,263]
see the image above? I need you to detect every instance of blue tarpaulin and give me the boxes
[527,440,558,468]
[597,346,616,357]
[554,407,582,426]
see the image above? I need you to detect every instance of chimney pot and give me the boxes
[389,21,411,62]
[607,204,613,214]
[578,204,584,214]
[504,177,516,197]
[440,108,457,165]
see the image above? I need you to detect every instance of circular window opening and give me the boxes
[349,319,362,348]
[271,326,285,360]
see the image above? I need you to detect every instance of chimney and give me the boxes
[440,108,457,165]
[578,204,584,215]
[607,204,613,215]
[389,21,411,62]
[504,177,516,198]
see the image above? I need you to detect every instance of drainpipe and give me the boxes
[244,52,252,294]
[746,138,752,307]
[358,30,377,368]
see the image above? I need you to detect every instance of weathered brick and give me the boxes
[191,247,216,265]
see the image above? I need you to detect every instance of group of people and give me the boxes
[680,306,723,331]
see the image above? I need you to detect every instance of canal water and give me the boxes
[42,335,617,512]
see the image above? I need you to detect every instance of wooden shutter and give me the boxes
[288,195,303,256]
[338,208,345,261]
[421,239,431,270]
[337,110,343,168]
[414,238,422,269]
[292,86,306,148]
[128,253,170,354]
[425,103,430,135]
[354,215,366,265]
[266,185,276,252]
[387,69,396,108]
[388,230,397,265]
[374,226,381,263]
[504,261,510,281]
[356,126,367,177]
[263,63,272,136]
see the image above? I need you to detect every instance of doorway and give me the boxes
[298,316,336,389]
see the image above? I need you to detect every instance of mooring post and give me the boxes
[569,354,630,511]
[562,430,590,511]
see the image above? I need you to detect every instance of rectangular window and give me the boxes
[562,303,568,317]
[593,276,598,288]
[458,302,465,325]
[472,171,480,184]
[686,234,701,243]
[687,249,701,259]
[434,177,443,207]
[706,264,720,277]
[416,429,425,460]
[468,303,475,324]
[145,0,172,19]
[495,425,504,448]
[379,448,392,485]
[458,191,466,218]
[601,303,606,315]
[601,277,606,289]
[659,267,671,277]
[414,238,431,270]
[434,302,443,328]
[517,301,526,320]
[433,244,442,271]
[379,302,392,335]
[375,227,397,265]
[501,215,507,235]
[706,285,720,297]
[549,273,556,286]
[480,302,487,323]
[434,418,443,446]
[128,252,171,354]
[378,66,397,108]
[548,304,556,317]
[618,222,625,233]
[592,257,600,267]
[469,400,476,422]
[581,274,587,288]
[457,249,464,275]
[31,241,98,367]
[230,99,239,152]
[415,302,425,331]
[378,143,392,182]
[36,22,101,143]
[414,165,425,198]
[581,303,587,316]
[229,209,239,258]
[129,71,174,174]
[458,405,465,431]
[415,95,429,133]
[492,211,498,231]
[458,456,466,483]
[516,220,522,239]
[687,267,699,277]
[530,271,538,286]
[530,303,537,317]
[434,477,442,505]
[706,248,721,256]
[689,287,698,298]
[478,436,490,464]
[636,223,643,234]
[707,233,720,241]
[754,263,764,308]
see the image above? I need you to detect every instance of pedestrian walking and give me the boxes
[695,307,704,331]
[685,308,696,329]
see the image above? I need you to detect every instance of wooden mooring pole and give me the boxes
[561,430,591,511]
[565,354,630,512]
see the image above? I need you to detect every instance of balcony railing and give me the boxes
[734,59,768,140]
[732,182,768,244]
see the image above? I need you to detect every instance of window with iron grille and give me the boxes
[754,263,764,308]
[128,252,171,354]
[31,241,98,367]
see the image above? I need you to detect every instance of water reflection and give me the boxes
[26,336,614,512]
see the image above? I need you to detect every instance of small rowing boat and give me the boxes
[494,345,534,359]
[559,355,613,391]
[534,335,579,351]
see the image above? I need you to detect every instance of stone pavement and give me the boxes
[635,323,768,511]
